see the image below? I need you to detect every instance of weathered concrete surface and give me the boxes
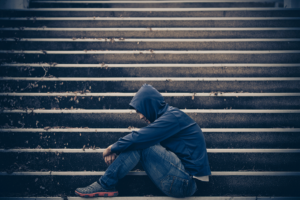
[0,176,299,197]
[1,113,299,128]
[1,10,300,18]
[1,80,299,93]
[1,152,299,172]
[2,30,299,39]
[2,96,300,109]
[1,131,300,149]
[2,53,300,64]
[30,2,283,8]
[2,41,300,50]
[1,19,299,28]
[1,66,300,77]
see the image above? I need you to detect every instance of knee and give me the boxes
[141,144,161,160]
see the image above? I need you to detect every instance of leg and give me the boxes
[75,149,141,197]
[140,144,197,197]
[99,149,141,190]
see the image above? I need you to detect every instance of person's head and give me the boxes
[135,109,150,124]
[129,84,169,124]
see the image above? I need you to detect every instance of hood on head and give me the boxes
[129,84,169,123]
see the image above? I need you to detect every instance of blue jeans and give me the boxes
[99,144,197,197]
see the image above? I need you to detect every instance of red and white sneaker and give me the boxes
[75,181,118,197]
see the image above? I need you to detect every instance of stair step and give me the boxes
[1,17,299,27]
[1,50,300,63]
[2,95,300,109]
[1,110,300,128]
[0,174,299,196]
[29,1,284,8]
[2,38,300,50]
[2,8,300,17]
[2,27,299,38]
[1,149,299,171]
[1,78,299,92]
[1,128,300,148]
[2,65,300,77]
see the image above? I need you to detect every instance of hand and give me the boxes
[104,153,117,166]
[103,145,113,158]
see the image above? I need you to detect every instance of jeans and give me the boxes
[99,144,197,197]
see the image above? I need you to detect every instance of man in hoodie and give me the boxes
[75,84,211,198]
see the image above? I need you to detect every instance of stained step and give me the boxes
[1,17,299,28]
[2,28,300,38]
[1,128,300,148]
[2,38,300,50]
[1,110,300,128]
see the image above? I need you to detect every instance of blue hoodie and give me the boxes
[111,84,211,176]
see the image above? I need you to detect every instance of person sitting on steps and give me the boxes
[75,83,211,198]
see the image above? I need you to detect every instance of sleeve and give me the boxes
[110,112,180,153]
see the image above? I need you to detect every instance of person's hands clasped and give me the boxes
[103,145,117,165]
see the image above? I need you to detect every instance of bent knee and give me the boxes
[141,144,162,158]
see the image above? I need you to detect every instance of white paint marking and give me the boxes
[3,38,300,42]
[0,197,299,200]
[2,109,300,113]
[1,77,300,81]
[0,128,299,132]
[1,148,299,153]
[1,50,300,54]
[1,27,300,31]
[0,171,299,176]
[2,63,300,68]
[1,17,300,21]
[1,92,300,97]
[17,7,300,11]
[31,0,285,3]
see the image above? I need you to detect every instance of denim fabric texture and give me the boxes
[100,144,197,198]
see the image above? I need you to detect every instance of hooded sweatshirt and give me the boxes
[111,84,211,177]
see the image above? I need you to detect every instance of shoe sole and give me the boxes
[75,190,118,197]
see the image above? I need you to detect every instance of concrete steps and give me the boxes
[1,17,300,27]
[2,27,300,38]
[1,110,300,128]
[2,8,300,17]
[1,0,300,198]
[1,175,299,196]
[1,128,300,148]
[1,149,300,171]
[1,64,300,77]
[2,50,300,63]
[1,79,300,92]
[2,38,300,50]
[29,1,284,8]
[2,95,300,109]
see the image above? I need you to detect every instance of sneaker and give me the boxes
[75,181,118,197]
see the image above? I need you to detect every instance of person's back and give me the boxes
[160,106,211,177]
[75,83,211,198]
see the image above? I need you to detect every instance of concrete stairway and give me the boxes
[0,0,300,199]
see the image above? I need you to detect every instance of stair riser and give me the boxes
[1,81,299,92]
[29,2,283,8]
[1,20,299,28]
[1,53,300,63]
[2,30,299,38]
[1,113,300,128]
[1,152,299,172]
[0,176,298,196]
[1,10,300,17]
[1,67,300,77]
[2,96,300,109]
[1,132,300,149]
[2,41,300,50]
